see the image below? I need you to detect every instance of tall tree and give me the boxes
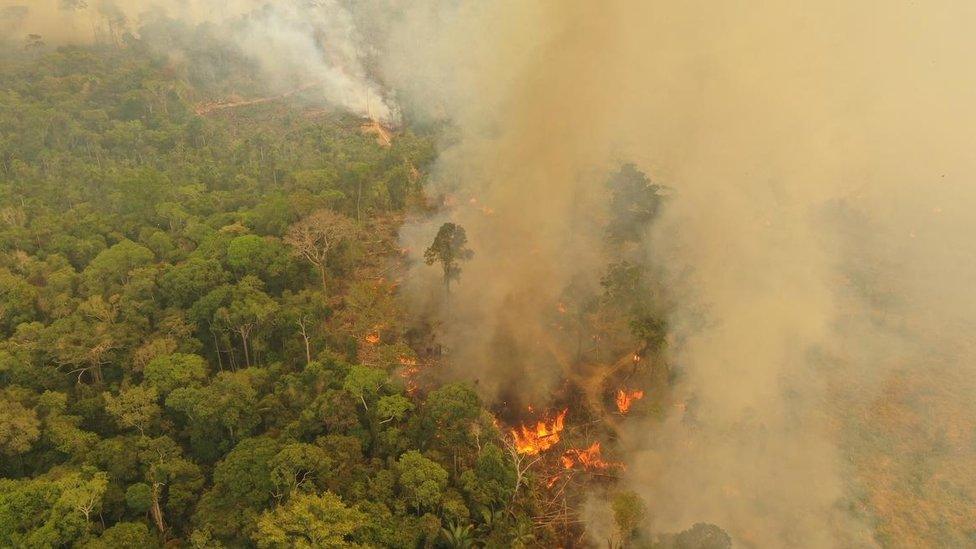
[279,290,328,366]
[423,223,473,293]
[252,491,367,548]
[395,451,449,513]
[0,397,41,456]
[284,209,356,293]
[103,385,161,436]
[210,277,279,368]
[611,490,647,546]
[605,163,665,244]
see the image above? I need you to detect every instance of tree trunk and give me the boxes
[150,482,166,537]
[319,264,329,294]
[299,319,312,365]
[212,330,224,371]
[240,331,251,368]
[356,180,363,222]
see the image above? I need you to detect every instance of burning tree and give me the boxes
[501,434,544,505]
[497,409,571,507]
[509,409,568,456]
[424,222,473,293]
[494,395,639,544]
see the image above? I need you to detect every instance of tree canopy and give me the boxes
[424,222,474,292]
[0,38,541,548]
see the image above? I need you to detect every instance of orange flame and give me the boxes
[397,356,421,393]
[556,302,567,314]
[561,442,617,471]
[510,409,568,455]
[546,474,562,488]
[467,197,495,215]
[364,331,381,344]
[615,388,645,414]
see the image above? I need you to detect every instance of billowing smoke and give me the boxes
[0,0,397,123]
[385,1,976,546]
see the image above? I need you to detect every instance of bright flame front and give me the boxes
[510,409,568,455]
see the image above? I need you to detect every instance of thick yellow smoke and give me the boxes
[390,1,976,546]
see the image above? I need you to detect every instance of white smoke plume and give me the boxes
[0,0,398,123]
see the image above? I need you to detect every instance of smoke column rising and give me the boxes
[385,1,976,546]
[0,0,397,122]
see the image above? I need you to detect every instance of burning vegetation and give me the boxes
[397,355,422,394]
[561,442,618,471]
[616,388,645,414]
[510,409,568,455]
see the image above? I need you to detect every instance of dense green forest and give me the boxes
[0,42,564,547]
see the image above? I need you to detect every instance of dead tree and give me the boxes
[285,209,356,294]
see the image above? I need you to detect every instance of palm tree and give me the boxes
[509,520,536,548]
[439,521,480,548]
[475,506,501,537]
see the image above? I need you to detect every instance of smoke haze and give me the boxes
[0,0,397,122]
[7,0,976,546]
[386,1,976,546]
